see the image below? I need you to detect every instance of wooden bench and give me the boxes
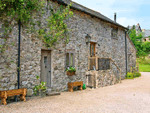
[68,81,83,92]
[0,88,27,105]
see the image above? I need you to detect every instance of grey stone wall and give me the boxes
[0,1,136,95]
[97,70,117,87]
[126,35,137,72]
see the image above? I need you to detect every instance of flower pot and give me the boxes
[67,71,76,76]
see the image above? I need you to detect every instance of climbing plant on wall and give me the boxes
[0,0,73,89]
[0,0,73,50]
[38,3,73,47]
[0,0,45,52]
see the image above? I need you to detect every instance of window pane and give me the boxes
[44,56,47,64]
[66,53,69,67]
[44,56,47,68]
[90,44,91,56]
[70,53,73,66]
[91,45,94,56]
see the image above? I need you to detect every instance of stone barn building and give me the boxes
[0,0,136,96]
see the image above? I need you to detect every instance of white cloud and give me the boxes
[117,17,137,27]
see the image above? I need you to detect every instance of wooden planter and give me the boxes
[67,71,76,76]
[0,88,27,105]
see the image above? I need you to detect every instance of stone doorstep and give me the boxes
[46,92,61,96]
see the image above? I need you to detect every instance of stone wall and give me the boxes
[126,35,137,72]
[86,70,118,88]
[97,70,118,87]
[0,1,136,95]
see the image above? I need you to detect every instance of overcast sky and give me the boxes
[72,0,150,29]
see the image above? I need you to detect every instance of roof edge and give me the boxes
[55,0,128,30]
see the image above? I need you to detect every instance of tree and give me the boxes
[128,26,150,57]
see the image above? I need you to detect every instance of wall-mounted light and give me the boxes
[85,34,91,44]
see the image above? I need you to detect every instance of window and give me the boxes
[90,42,96,57]
[65,51,75,67]
[98,58,110,70]
[44,56,47,68]
[111,27,118,38]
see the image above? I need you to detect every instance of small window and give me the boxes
[65,51,75,67]
[90,42,96,57]
[111,27,118,38]
[66,53,69,67]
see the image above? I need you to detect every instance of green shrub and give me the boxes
[66,66,76,72]
[133,72,141,78]
[126,72,134,79]
[33,76,47,96]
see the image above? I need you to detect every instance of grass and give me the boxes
[137,56,150,72]
[139,64,150,72]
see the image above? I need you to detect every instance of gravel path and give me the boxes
[1,72,150,113]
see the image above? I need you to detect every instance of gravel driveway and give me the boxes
[1,72,150,113]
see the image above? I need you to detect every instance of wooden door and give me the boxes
[41,50,51,87]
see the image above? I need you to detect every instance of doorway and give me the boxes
[41,50,51,87]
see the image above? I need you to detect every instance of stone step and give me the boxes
[46,92,61,96]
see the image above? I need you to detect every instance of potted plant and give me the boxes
[33,76,47,97]
[66,66,76,76]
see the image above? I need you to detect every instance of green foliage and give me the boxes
[0,0,45,33]
[142,41,150,55]
[126,72,141,79]
[36,75,40,80]
[126,72,134,79]
[139,64,150,72]
[137,57,150,65]
[82,84,86,90]
[39,3,73,47]
[66,66,76,72]
[0,1,73,72]
[0,0,73,51]
[133,72,141,78]
[0,0,45,55]
[128,27,150,57]
[137,56,150,72]
[33,76,47,95]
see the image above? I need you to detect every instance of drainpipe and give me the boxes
[17,19,21,90]
[125,31,127,75]
[15,19,21,102]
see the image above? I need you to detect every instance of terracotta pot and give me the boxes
[67,71,76,76]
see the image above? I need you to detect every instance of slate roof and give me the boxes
[127,25,139,31]
[143,30,150,37]
[56,0,128,29]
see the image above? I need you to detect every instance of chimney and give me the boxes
[137,23,139,26]
[114,13,116,22]
[142,29,145,32]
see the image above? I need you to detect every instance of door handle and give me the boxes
[49,71,51,73]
